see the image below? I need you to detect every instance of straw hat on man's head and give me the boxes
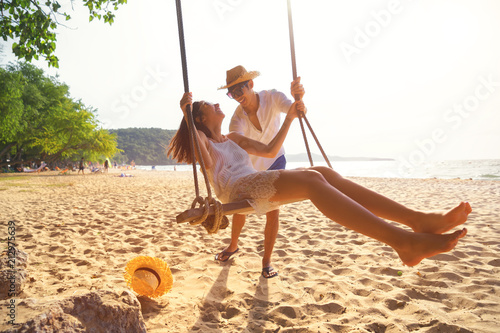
[218,65,260,90]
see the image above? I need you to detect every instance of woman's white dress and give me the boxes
[206,139,281,215]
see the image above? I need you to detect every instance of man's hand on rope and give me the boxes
[291,76,305,101]
[287,100,306,121]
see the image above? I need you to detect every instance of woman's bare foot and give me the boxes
[410,202,472,234]
[396,228,467,266]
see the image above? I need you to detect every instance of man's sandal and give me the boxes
[261,266,278,279]
[215,248,239,262]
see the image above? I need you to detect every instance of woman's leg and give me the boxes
[270,169,468,266]
[308,166,471,234]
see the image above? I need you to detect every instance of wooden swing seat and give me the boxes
[176,199,303,224]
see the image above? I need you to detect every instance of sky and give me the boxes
[1,0,500,164]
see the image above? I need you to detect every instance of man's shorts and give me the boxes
[267,154,286,171]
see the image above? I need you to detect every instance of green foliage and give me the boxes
[0,62,120,168]
[0,67,24,142]
[1,0,128,67]
[109,128,178,165]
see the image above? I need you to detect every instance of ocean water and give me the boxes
[137,159,500,180]
[287,159,500,180]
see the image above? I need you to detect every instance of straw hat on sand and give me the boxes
[124,256,173,298]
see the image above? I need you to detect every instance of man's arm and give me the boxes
[228,101,303,157]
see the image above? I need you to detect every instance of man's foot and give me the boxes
[261,266,278,279]
[215,248,239,262]
[411,202,472,234]
[396,228,467,266]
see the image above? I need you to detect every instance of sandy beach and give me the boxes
[1,169,499,332]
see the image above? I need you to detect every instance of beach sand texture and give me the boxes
[1,169,499,332]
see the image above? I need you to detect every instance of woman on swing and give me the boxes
[168,92,471,275]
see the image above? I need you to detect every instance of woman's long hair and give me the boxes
[167,101,213,164]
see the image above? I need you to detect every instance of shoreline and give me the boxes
[1,170,499,332]
[133,158,500,181]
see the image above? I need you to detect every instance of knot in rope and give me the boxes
[188,196,229,234]
[188,196,209,226]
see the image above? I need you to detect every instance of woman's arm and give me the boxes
[228,100,304,158]
[180,93,213,169]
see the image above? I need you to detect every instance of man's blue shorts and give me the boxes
[267,154,287,171]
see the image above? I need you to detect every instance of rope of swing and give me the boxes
[175,0,228,234]
[287,0,332,168]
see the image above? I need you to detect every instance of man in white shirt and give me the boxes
[215,65,305,278]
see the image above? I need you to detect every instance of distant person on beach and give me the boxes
[168,92,471,276]
[104,159,109,173]
[78,157,85,175]
[213,65,304,278]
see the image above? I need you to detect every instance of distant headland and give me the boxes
[286,153,394,162]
